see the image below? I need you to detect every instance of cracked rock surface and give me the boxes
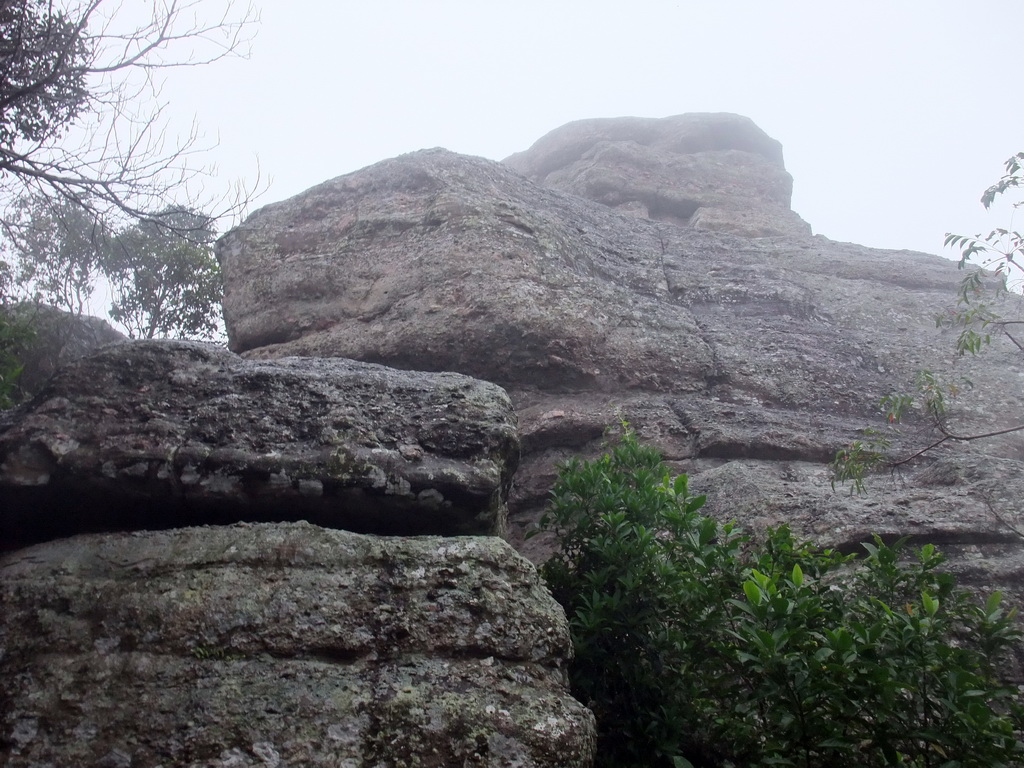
[217,130,1024,572]
[216,115,1024,678]
[0,522,595,767]
[0,340,519,548]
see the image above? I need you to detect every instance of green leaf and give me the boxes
[534,424,1024,768]
[743,579,763,607]
[791,563,804,588]
[986,591,1004,617]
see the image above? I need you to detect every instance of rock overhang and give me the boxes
[0,339,520,549]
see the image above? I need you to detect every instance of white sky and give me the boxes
[155,0,1023,258]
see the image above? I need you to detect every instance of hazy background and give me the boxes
[157,0,1022,257]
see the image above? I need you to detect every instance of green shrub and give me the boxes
[532,426,1024,768]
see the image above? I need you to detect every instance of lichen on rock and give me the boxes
[0,340,520,548]
[0,522,596,767]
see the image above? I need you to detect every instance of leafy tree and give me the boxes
[0,0,91,150]
[4,198,223,341]
[0,1,254,404]
[943,151,1024,355]
[832,155,1024,491]
[536,426,1024,768]
[104,207,222,339]
[8,194,108,315]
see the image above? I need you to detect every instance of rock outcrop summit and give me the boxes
[504,113,811,238]
[3,113,1024,765]
[217,112,1024,627]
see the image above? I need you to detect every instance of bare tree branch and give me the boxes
[0,0,261,235]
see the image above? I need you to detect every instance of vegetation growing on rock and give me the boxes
[832,152,1024,492]
[536,426,1024,768]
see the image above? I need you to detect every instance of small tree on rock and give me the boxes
[832,154,1024,491]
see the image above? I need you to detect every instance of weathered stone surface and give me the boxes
[503,113,811,238]
[216,121,1024,594]
[218,147,699,391]
[0,521,595,767]
[0,340,519,549]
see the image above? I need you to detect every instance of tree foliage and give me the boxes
[0,0,256,404]
[104,207,221,339]
[7,197,222,340]
[940,152,1024,355]
[0,0,91,149]
[9,194,107,315]
[536,426,1024,768]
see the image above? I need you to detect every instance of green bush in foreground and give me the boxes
[532,426,1024,768]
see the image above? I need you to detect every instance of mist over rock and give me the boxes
[1,303,125,401]
[0,339,519,549]
[0,522,595,767]
[503,113,811,238]
[217,114,1024,620]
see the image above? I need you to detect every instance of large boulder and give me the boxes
[503,113,811,238]
[0,521,595,767]
[0,340,519,549]
[214,117,1024,595]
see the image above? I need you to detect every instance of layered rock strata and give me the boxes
[215,119,1024,626]
[0,339,519,549]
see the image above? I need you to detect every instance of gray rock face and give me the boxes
[503,113,811,238]
[0,522,595,767]
[215,124,1024,592]
[1,303,125,402]
[0,340,519,549]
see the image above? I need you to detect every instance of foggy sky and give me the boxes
[158,0,1023,258]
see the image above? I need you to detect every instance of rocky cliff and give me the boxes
[0,341,595,766]
[1,522,593,767]
[216,113,1024,657]
[3,112,1023,765]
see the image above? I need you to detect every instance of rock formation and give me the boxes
[0,339,519,550]
[504,113,811,238]
[0,303,125,402]
[4,112,1024,764]
[0,522,594,767]
[0,339,594,766]
[215,115,1024,670]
